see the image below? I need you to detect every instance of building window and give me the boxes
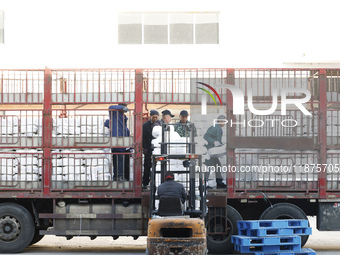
[0,11,4,44]
[118,12,219,45]
[169,13,193,44]
[118,13,142,44]
[144,13,168,44]
[195,13,219,44]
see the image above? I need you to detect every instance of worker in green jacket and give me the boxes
[203,115,227,189]
[174,110,197,137]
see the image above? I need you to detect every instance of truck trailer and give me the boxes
[0,68,340,254]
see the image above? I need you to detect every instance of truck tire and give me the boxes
[259,203,309,247]
[206,205,242,254]
[0,203,35,253]
[29,228,45,246]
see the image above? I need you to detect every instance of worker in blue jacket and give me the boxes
[104,104,130,181]
[203,115,227,189]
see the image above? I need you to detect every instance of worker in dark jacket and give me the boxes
[157,171,186,204]
[203,115,227,189]
[104,104,130,181]
[142,110,161,188]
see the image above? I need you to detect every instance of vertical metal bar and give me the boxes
[25,70,28,103]
[319,69,327,198]
[134,69,143,197]
[43,68,53,196]
[227,69,235,196]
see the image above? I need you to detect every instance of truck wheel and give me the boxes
[29,229,45,246]
[206,205,242,254]
[0,203,35,253]
[260,203,309,247]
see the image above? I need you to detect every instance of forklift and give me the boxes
[146,122,208,255]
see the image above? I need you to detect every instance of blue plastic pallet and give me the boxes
[238,227,312,237]
[234,243,301,253]
[253,248,316,255]
[231,235,301,246]
[238,220,309,230]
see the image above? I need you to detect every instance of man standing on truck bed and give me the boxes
[174,110,197,137]
[142,110,161,189]
[203,115,227,189]
[104,104,130,181]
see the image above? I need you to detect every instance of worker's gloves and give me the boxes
[122,107,129,112]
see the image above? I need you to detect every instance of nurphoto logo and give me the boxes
[197,82,312,116]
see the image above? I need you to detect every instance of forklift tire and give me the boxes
[0,203,35,253]
[206,205,242,254]
[260,203,309,247]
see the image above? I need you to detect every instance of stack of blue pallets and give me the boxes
[231,219,316,255]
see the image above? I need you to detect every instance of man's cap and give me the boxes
[180,110,189,116]
[150,110,159,116]
[217,115,226,119]
[164,171,174,180]
[162,109,175,117]
[119,103,128,106]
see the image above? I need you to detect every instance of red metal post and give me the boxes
[134,69,143,197]
[318,69,327,198]
[226,69,235,196]
[43,68,53,196]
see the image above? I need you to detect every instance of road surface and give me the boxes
[8,216,340,255]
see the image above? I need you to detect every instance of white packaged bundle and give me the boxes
[0,166,18,175]
[20,124,38,134]
[92,172,111,181]
[104,126,110,137]
[16,149,41,153]
[84,158,108,166]
[93,164,111,173]
[14,174,40,181]
[57,126,80,135]
[80,116,100,126]
[1,126,19,135]
[57,166,86,174]
[20,165,41,174]
[0,175,15,181]
[20,117,40,126]
[1,118,19,127]
[55,117,78,127]
[0,158,18,166]
[207,145,226,158]
[169,159,185,171]
[82,150,107,158]
[63,174,90,181]
[51,175,64,181]
[19,157,39,166]
[59,150,84,157]
[52,167,64,175]
[80,126,99,134]
[152,125,187,154]
[55,158,83,166]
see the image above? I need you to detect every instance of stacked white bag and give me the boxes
[51,149,111,182]
[0,149,42,182]
[152,124,188,183]
[53,116,106,137]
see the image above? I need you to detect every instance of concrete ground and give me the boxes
[23,216,340,254]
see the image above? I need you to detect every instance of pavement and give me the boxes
[20,216,340,255]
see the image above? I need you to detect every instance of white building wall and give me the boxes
[0,0,340,69]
